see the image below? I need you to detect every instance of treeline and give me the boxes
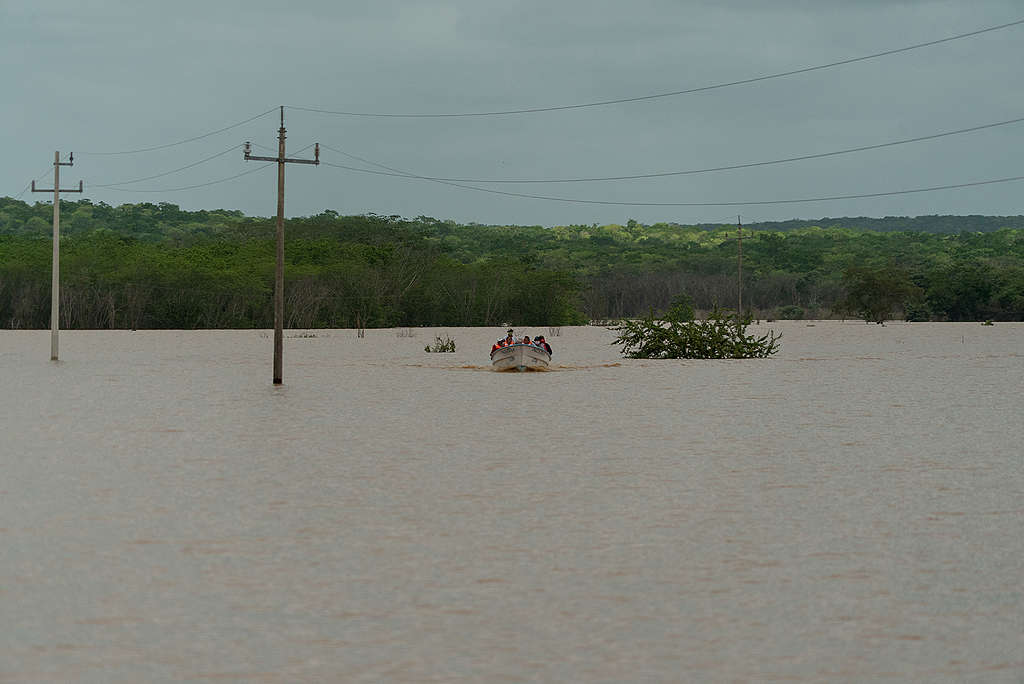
[5,199,1023,239]
[0,230,583,329]
[581,226,1024,322]
[740,215,1024,234]
[1,198,1022,327]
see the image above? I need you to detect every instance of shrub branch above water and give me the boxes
[611,305,781,359]
[425,334,457,353]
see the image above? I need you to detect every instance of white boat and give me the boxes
[490,343,552,371]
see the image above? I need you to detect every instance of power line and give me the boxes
[250,141,278,154]
[321,114,1024,184]
[289,18,1024,118]
[61,143,313,196]
[455,174,1024,207]
[320,145,414,176]
[285,142,317,157]
[91,143,317,190]
[91,145,241,188]
[97,163,275,193]
[14,165,54,200]
[80,108,278,156]
[320,152,1024,206]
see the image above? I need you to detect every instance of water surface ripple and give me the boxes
[2,322,1022,682]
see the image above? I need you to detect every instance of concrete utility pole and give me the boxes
[31,152,83,361]
[243,106,319,384]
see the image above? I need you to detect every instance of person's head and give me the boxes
[536,335,545,342]
[523,336,531,342]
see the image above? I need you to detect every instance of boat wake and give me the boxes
[409,363,624,372]
[551,363,622,371]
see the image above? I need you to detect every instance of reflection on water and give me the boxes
[2,322,1023,682]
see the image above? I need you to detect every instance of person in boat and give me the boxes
[535,335,552,354]
[522,335,532,345]
[494,329,515,349]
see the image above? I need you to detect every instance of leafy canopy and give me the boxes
[611,302,781,359]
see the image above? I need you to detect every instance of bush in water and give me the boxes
[425,334,456,353]
[611,307,780,359]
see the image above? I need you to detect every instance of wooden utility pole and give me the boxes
[31,152,83,361]
[244,106,319,384]
[737,215,743,315]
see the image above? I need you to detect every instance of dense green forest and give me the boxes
[1,197,1022,328]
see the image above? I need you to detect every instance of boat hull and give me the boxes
[490,343,551,371]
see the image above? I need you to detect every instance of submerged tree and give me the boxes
[841,265,921,324]
[611,304,780,359]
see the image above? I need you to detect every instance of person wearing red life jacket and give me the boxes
[493,329,515,351]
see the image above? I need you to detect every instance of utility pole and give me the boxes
[244,106,319,384]
[737,215,743,315]
[31,152,83,361]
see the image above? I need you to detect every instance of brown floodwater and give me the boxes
[2,322,1022,682]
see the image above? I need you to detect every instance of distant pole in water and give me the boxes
[243,106,320,384]
[737,215,743,315]
[31,152,83,361]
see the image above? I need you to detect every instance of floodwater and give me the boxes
[2,322,1022,683]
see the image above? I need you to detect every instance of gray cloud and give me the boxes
[4,0,1023,225]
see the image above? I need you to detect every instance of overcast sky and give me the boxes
[4,0,1023,226]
